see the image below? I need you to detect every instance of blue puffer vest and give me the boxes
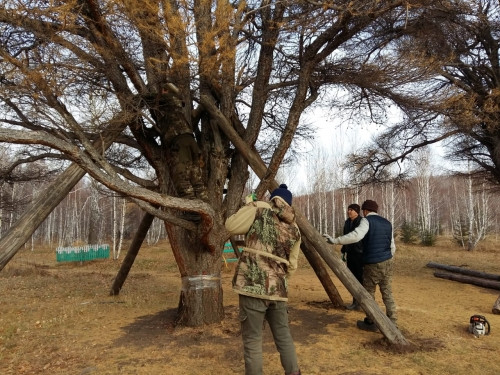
[362,215,393,264]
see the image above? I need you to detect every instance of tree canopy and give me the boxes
[0,0,436,236]
[349,0,500,187]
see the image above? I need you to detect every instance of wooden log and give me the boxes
[300,236,344,307]
[434,271,500,290]
[229,237,242,259]
[110,212,155,296]
[427,262,500,281]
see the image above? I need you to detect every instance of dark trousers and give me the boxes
[346,251,364,285]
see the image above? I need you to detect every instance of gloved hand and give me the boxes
[245,193,257,204]
[322,234,335,244]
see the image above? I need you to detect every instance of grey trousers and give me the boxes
[239,294,299,375]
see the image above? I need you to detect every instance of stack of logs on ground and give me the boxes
[426,261,500,314]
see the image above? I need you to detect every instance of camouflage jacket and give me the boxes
[224,197,301,301]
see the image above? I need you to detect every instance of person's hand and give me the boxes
[245,193,256,204]
[322,234,335,244]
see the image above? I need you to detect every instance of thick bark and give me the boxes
[167,221,225,326]
[110,212,155,296]
[176,277,225,326]
[300,237,344,307]
[426,262,500,281]
[434,272,500,290]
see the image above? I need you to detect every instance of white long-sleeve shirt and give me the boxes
[333,213,396,255]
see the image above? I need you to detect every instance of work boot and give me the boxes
[345,299,361,311]
[356,317,378,332]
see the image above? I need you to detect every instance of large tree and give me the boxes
[0,0,429,331]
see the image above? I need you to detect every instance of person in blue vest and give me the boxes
[323,199,397,332]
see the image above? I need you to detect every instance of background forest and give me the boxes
[1,145,499,255]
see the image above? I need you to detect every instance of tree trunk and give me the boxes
[433,272,500,290]
[426,262,500,281]
[110,212,155,296]
[176,276,224,326]
[166,222,225,326]
[116,198,126,259]
[88,185,100,245]
[229,237,241,259]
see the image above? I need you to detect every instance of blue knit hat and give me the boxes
[270,184,292,206]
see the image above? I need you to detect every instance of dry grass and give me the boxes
[1,237,500,375]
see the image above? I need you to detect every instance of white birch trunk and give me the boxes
[9,184,16,228]
[414,151,435,243]
[115,198,126,259]
[467,175,475,251]
[112,195,117,258]
[451,179,465,247]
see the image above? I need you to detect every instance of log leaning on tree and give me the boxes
[426,262,500,281]
[433,272,500,290]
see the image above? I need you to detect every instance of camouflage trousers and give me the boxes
[239,294,300,375]
[363,258,397,324]
[171,157,207,200]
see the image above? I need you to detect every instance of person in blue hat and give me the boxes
[225,184,301,375]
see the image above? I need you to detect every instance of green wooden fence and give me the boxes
[223,241,242,264]
[56,244,110,262]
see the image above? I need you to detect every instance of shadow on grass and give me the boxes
[113,302,348,349]
[113,300,443,355]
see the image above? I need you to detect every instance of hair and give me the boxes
[270,184,292,206]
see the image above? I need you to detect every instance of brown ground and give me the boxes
[1,238,500,375]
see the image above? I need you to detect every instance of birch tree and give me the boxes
[413,150,436,245]
[114,197,127,259]
[452,174,492,250]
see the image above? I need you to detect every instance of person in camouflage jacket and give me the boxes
[225,184,301,375]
